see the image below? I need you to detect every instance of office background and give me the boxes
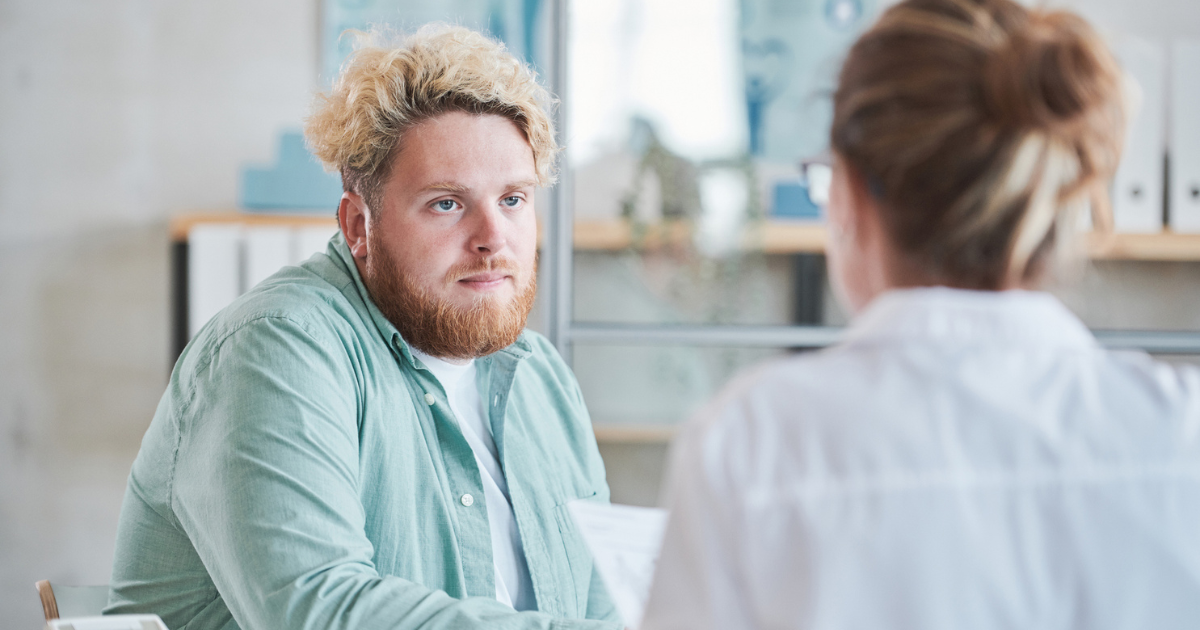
[4,0,1200,626]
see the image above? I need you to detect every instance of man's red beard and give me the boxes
[362,235,537,360]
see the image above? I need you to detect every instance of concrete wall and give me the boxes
[3,0,1200,627]
[0,0,318,624]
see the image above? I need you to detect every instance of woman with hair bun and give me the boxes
[641,0,1200,628]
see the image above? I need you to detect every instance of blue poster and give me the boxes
[321,0,544,85]
[741,0,877,161]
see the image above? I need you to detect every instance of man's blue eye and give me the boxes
[435,199,457,212]
[503,196,522,207]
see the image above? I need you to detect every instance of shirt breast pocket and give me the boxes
[552,490,599,617]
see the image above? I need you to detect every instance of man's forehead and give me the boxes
[385,112,537,193]
[387,152,538,195]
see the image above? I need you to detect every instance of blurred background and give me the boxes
[4,0,1200,625]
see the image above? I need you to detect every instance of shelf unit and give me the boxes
[171,212,1200,443]
[169,213,1200,260]
[160,2,1200,453]
[576,220,1200,261]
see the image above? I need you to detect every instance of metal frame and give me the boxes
[545,0,575,363]
[569,322,1200,355]
[570,323,843,349]
[539,0,1200,362]
[1092,330,1200,354]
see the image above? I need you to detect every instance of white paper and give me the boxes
[567,500,669,629]
[47,615,167,630]
[292,225,339,265]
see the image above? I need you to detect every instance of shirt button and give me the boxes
[493,395,500,406]
[460,493,475,507]
[424,392,436,406]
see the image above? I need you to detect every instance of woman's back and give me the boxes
[644,288,1200,629]
[642,0,1200,626]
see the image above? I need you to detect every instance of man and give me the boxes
[107,26,620,630]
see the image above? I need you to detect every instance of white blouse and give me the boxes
[643,288,1200,630]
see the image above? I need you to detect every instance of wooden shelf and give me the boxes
[170,212,1200,261]
[170,211,336,241]
[577,221,1200,260]
[574,219,826,254]
[593,424,677,443]
[1085,231,1200,262]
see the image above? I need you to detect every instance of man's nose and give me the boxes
[468,204,507,254]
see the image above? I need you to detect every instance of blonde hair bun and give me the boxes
[983,10,1122,137]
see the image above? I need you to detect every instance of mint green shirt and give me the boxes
[106,235,621,630]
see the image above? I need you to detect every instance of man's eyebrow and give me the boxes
[421,182,470,193]
[420,180,538,194]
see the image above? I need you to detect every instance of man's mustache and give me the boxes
[446,257,521,282]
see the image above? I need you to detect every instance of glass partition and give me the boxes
[567,0,879,326]
[574,343,789,426]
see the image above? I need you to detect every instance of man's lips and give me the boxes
[456,272,512,290]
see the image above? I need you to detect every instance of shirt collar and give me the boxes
[842,287,1098,350]
[325,232,533,366]
[409,345,473,379]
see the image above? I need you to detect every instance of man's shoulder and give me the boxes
[502,330,589,416]
[182,256,371,372]
[510,330,573,382]
[516,329,559,360]
[228,264,352,328]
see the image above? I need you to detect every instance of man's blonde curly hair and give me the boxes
[305,24,558,213]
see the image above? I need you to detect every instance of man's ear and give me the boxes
[338,192,370,260]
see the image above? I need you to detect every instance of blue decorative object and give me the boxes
[772,182,822,220]
[743,38,790,157]
[241,131,343,212]
[825,0,863,30]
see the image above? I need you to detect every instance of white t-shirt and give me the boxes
[410,347,536,612]
[643,288,1200,630]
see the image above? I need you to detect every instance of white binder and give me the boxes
[1170,40,1200,233]
[188,224,242,337]
[243,226,292,291]
[1112,38,1166,233]
[293,225,339,265]
[186,223,338,341]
